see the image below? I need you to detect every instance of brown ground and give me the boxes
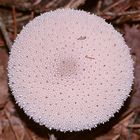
[0,0,140,140]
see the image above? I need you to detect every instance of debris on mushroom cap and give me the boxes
[8,9,134,132]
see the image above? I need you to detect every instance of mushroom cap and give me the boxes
[8,9,134,132]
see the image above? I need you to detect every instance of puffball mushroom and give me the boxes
[8,9,134,132]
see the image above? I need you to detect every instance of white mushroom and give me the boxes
[8,9,134,132]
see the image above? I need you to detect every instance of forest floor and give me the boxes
[0,0,140,140]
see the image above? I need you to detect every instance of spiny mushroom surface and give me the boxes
[8,9,134,132]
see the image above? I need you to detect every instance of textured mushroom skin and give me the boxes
[8,9,134,132]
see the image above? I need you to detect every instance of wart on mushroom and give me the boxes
[8,9,134,132]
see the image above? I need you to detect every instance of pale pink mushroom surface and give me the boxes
[8,9,134,132]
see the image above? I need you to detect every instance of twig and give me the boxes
[96,0,102,14]
[127,124,140,129]
[101,10,140,17]
[12,5,17,39]
[31,11,35,20]
[49,134,57,140]
[4,110,18,140]
[0,17,12,51]
[113,112,135,129]
[127,113,138,140]
[33,0,41,6]
[120,108,134,120]
[26,128,37,140]
[112,134,120,140]
[0,3,32,13]
[0,39,4,47]
[7,15,31,24]
[103,0,125,12]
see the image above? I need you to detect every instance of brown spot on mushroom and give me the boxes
[85,55,95,59]
[56,57,78,78]
[77,36,86,40]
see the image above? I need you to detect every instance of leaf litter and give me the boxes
[0,0,140,139]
